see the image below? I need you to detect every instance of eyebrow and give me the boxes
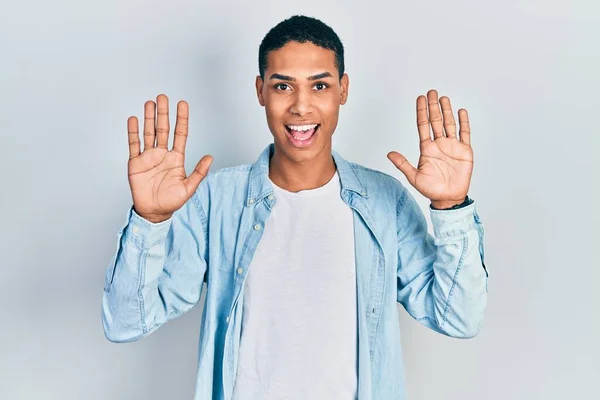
[269,71,333,81]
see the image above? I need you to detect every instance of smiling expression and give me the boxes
[256,40,349,164]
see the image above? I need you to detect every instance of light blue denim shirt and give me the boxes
[102,143,489,400]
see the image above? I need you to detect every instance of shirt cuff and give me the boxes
[430,201,479,238]
[122,205,173,248]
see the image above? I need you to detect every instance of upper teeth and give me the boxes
[287,124,317,131]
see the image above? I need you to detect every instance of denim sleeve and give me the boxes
[101,191,208,343]
[396,187,488,338]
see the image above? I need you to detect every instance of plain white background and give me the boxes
[1,0,599,399]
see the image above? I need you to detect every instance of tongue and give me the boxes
[290,128,316,140]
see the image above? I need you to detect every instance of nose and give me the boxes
[289,88,312,116]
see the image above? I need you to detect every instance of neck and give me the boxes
[269,145,336,193]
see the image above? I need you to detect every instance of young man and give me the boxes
[102,15,488,400]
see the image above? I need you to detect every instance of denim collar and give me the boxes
[246,143,368,207]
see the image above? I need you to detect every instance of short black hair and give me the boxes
[258,15,345,80]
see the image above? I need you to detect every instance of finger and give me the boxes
[387,151,418,188]
[127,116,140,159]
[173,101,189,155]
[439,96,457,139]
[185,155,213,198]
[155,94,170,149]
[458,109,471,145]
[416,95,431,143]
[427,89,444,139]
[143,101,156,150]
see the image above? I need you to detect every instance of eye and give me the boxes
[274,83,291,91]
[314,82,329,91]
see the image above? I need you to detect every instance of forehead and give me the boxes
[266,41,338,78]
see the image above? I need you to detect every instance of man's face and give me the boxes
[256,41,349,164]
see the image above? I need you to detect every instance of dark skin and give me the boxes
[257,40,473,207]
[126,41,473,223]
[387,94,474,209]
[255,41,349,192]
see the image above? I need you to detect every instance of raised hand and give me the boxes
[127,94,213,223]
[387,89,473,209]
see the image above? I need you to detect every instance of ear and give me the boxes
[255,75,265,106]
[339,73,349,105]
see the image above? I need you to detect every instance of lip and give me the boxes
[285,123,320,129]
[285,124,319,148]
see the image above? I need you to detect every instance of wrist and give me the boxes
[430,196,470,210]
[141,214,173,224]
[133,207,173,223]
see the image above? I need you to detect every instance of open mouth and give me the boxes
[285,124,320,147]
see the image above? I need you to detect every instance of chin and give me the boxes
[275,132,331,164]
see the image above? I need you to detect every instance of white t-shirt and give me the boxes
[231,170,358,400]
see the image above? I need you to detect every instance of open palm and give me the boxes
[388,90,473,205]
[127,95,213,222]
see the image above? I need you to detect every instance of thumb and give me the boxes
[185,155,213,197]
[387,151,417,187]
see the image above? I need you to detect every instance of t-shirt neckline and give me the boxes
[269,170,339,198]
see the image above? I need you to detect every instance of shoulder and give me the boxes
[202,163,253,187]
[192,163,253,205]
[208,163,253,178]
[348,161,406,198]
[345,161,427,230]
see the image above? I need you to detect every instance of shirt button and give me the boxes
[268,194,274,201]
[132,226,139,233]
[253,223,261,231]
[226,316,230,323]
[237,267,243,275]
[248,198,255,204]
